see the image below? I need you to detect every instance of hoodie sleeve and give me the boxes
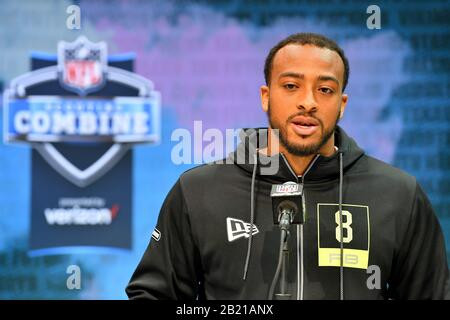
[125,179,202,300]
[388,183,450,300]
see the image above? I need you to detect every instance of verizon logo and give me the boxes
[44,204,119,225]
[226,217,259,242]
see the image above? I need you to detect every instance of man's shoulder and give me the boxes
[179,160,242,186]
[363,155,417,191]
[176,161,246,205]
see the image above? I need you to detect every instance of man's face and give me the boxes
[261,44,348,156]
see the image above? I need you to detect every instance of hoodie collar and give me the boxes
[230,126,365,183]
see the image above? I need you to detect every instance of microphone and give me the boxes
[268,181,304,300]
[270,181,304,226]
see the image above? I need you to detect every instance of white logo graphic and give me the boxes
[226,217,259,242]
[152,228,161,242]
[44,197,119,226]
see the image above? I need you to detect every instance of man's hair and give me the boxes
[264,33,350,91]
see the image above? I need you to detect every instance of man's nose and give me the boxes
[296,89,318,112]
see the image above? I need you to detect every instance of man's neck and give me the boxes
[265,127,337,176]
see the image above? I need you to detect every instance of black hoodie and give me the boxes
[126,126,449,300]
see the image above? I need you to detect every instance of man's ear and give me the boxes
[339,93,348,119]
[260,85,269,113]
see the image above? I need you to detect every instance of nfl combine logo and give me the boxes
[3,36,161,188]
[2,36,160,254]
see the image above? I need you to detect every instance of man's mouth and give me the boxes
[290,116,320,136]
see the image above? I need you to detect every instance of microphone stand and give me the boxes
[275,210,292,300]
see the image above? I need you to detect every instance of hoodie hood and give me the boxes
[229,126,365,182]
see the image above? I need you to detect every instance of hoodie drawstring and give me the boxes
[338,151,344,300]
[243,153,258,280]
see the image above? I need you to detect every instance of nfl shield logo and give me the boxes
[58,36,107,96]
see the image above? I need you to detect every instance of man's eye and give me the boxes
[319,87,334,94]
[284,84,297,90]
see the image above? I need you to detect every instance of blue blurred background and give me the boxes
[0,0,449,299]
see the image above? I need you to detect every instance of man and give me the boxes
[126,33,449,299]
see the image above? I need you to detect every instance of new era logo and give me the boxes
[226,217,259,242]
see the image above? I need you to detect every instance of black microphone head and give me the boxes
[277,199,298,221]
[270,182,304,225]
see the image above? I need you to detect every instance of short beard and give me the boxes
[267,103,340,156]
